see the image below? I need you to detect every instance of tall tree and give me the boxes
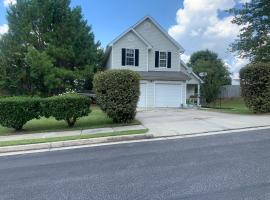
[229,0,270,62]
[0,0,103,96]
[189,50,231,103]
[188,49,219,67]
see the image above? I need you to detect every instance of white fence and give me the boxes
[219,85,241,98]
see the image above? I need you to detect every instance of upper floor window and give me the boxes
[126,49,135,66]
[122,48,139,66]
[159,52,167,68]
[155,51,171,68]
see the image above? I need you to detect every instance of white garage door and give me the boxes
[138,83,147,107]
[155,83,182,107]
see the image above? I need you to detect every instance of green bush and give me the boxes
[93,70,140,123]
[240,63,270,113]
[42,94,91,127]
[0,97,41,130]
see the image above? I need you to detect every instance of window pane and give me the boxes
[160,60,166,67]
[160,52,167,59]
[159,51,167,67]
[126,48,135,66]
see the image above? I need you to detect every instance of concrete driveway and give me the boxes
[137,109,270,137]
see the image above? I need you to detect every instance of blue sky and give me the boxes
[0,0,249,77]
[71,0,183,47]
[1,0,182,47]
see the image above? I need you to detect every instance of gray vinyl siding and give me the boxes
[186,73,200,84]
[134,18,181,72]
[106,51,112,69]
[111,31,148,71]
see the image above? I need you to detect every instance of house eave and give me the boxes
[180,60,204,84]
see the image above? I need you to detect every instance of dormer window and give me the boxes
[159,52,167,68]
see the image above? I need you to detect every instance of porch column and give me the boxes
[197,84,200,106]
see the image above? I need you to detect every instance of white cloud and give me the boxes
[3,0,16,7]
[169,0,248,77]
[239,0,251,3]
[224,56,249,77]
[181,53,190,63]
[0,24,8,36]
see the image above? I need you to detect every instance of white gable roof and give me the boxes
[107,16,185,53]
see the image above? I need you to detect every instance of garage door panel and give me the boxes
[155,83,182,107]
[138,83,147,107]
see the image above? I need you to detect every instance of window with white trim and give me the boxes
[159,52,167,68]
[126,49,135,66]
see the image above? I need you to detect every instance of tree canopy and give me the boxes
[229,0,270,62]
[188,49,219,67]
[189,50,231,103]
[0,0,103,96]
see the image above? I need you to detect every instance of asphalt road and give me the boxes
[1,129,270,200]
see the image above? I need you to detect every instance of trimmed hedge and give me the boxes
[93,70,140,123]
[240,63,270,113]
[42,94,91,127]
[0,94,91,131]
[0,97,41,130]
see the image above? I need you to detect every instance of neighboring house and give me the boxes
[103,16,203,108]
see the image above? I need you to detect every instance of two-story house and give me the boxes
[104,16,202,108]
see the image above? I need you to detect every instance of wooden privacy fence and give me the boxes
[219,85,241,98]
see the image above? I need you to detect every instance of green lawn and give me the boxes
[0,106,140,136]
[202,98,253,114]
[0,129,148,147]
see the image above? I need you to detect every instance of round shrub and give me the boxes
[0,97,41,130]
[93,70,140,123]
[41,94,91,127]
[240,63,270,113]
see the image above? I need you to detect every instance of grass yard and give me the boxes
[202,98,253,114]
[0,129,148,147]
[0,106,140,136]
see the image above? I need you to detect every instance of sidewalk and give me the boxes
[0,125,146,142]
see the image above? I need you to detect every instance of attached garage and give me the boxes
[137,71,190,108]
[138,81,185,108]
[155,83,183,107]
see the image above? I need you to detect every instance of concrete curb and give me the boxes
[1,125,270,156]
[0,133,154,154]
